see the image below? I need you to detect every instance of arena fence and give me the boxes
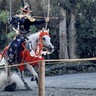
[38,57,96,96]
[0,57,96,96]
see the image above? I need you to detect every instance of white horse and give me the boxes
[0,29,54,90]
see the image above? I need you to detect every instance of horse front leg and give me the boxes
[26,63,38,85]
[19,70,32,90]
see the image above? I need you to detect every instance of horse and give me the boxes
[0,29,54,90]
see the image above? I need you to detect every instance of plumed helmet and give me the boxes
[21,4,32,13]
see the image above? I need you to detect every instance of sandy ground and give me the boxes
[1,87,96,96]
[1,72,96,96]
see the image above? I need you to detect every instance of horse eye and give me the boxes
[42,37,45,40]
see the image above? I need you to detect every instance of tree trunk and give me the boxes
[68,10,77,59]
[59,7,69,59]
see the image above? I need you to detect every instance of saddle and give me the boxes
[19,42,44,70]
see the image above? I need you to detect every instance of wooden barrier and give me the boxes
[37,57,96,96]
[38,61,45,96]
[0,57,96,96]
[0,57,96,69]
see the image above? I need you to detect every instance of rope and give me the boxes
[44,57,96,62]
[45,0,50,29]
[0,57,96,69]
[0,60,40,69]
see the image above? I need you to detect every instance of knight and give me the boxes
[7,4,49,64]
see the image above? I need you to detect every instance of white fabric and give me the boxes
[30,50,36,57]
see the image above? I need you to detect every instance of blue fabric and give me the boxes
[7,35,25,63]
[10,16,20,28]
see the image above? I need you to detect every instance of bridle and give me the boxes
[36,31,49,56]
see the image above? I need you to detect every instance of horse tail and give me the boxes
[0,54,6,66]
[0,46,9,66]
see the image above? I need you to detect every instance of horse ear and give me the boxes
[47,29,49,33]
[42,28,45,32]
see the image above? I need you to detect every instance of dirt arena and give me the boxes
[0,72,96,96]
[1,87,96,96]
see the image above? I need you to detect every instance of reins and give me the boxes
[20,31,49,62]
[36,31,49,56]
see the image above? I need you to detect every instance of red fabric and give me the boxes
[39,31,49,37]
[19,49,44,71]
[0,54,2,58]
[36,31,49,56]
[0,46,9,60]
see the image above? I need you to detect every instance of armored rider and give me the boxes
[7,4,49,64]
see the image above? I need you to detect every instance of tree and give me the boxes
[0,10,9,48]
[76,0,96,58]
[59,7,68,59]
[68,0,77,59]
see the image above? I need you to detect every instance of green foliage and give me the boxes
[0,33,7,48]
[76,0,96,58]
[6,31,16,43]
[0,10,9,23]
[0,10,9,48]
[30,25,37,33]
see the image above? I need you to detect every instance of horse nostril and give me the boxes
[49,46,54,51]
[49,47,52,50]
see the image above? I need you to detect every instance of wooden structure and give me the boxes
[0,57,96,96]
[38,57,96,96]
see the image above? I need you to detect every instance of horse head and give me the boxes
[28,29,54,56]
[39,29,54,55]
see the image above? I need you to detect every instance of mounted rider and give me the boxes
[7,4,49,64]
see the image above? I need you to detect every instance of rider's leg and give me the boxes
[25,41,36,57]
[7,35,25,64]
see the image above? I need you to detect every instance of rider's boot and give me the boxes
[28,42,36,57]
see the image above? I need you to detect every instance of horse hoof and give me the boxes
[35,78,38,85]
[31,76,35,81]
[4,82,16,92]
[31,77,38,85]
[26,87,32,91]
[27,88,32,91]
[24,82,32,90]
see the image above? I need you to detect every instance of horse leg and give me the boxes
[2,58,16,91]
[4,58,11,84]
[26,63,38,85]
[19,70,32,90]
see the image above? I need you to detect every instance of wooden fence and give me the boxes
[0,57,96,96]
[38,57,96,96]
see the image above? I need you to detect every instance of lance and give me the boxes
[45,0,50,29]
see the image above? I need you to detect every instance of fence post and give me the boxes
[38,60,45,96]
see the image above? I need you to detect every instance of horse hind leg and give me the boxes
[3,58,16,91]
[4,58,11,83]
[26,63,38,85]
[19,70,32,90]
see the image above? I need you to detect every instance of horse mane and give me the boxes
[28,31,40,42]
[27,30,41,51]
[27,29,49,54]
[28,29,49,41]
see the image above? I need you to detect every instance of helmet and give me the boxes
[21,4,32,13]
